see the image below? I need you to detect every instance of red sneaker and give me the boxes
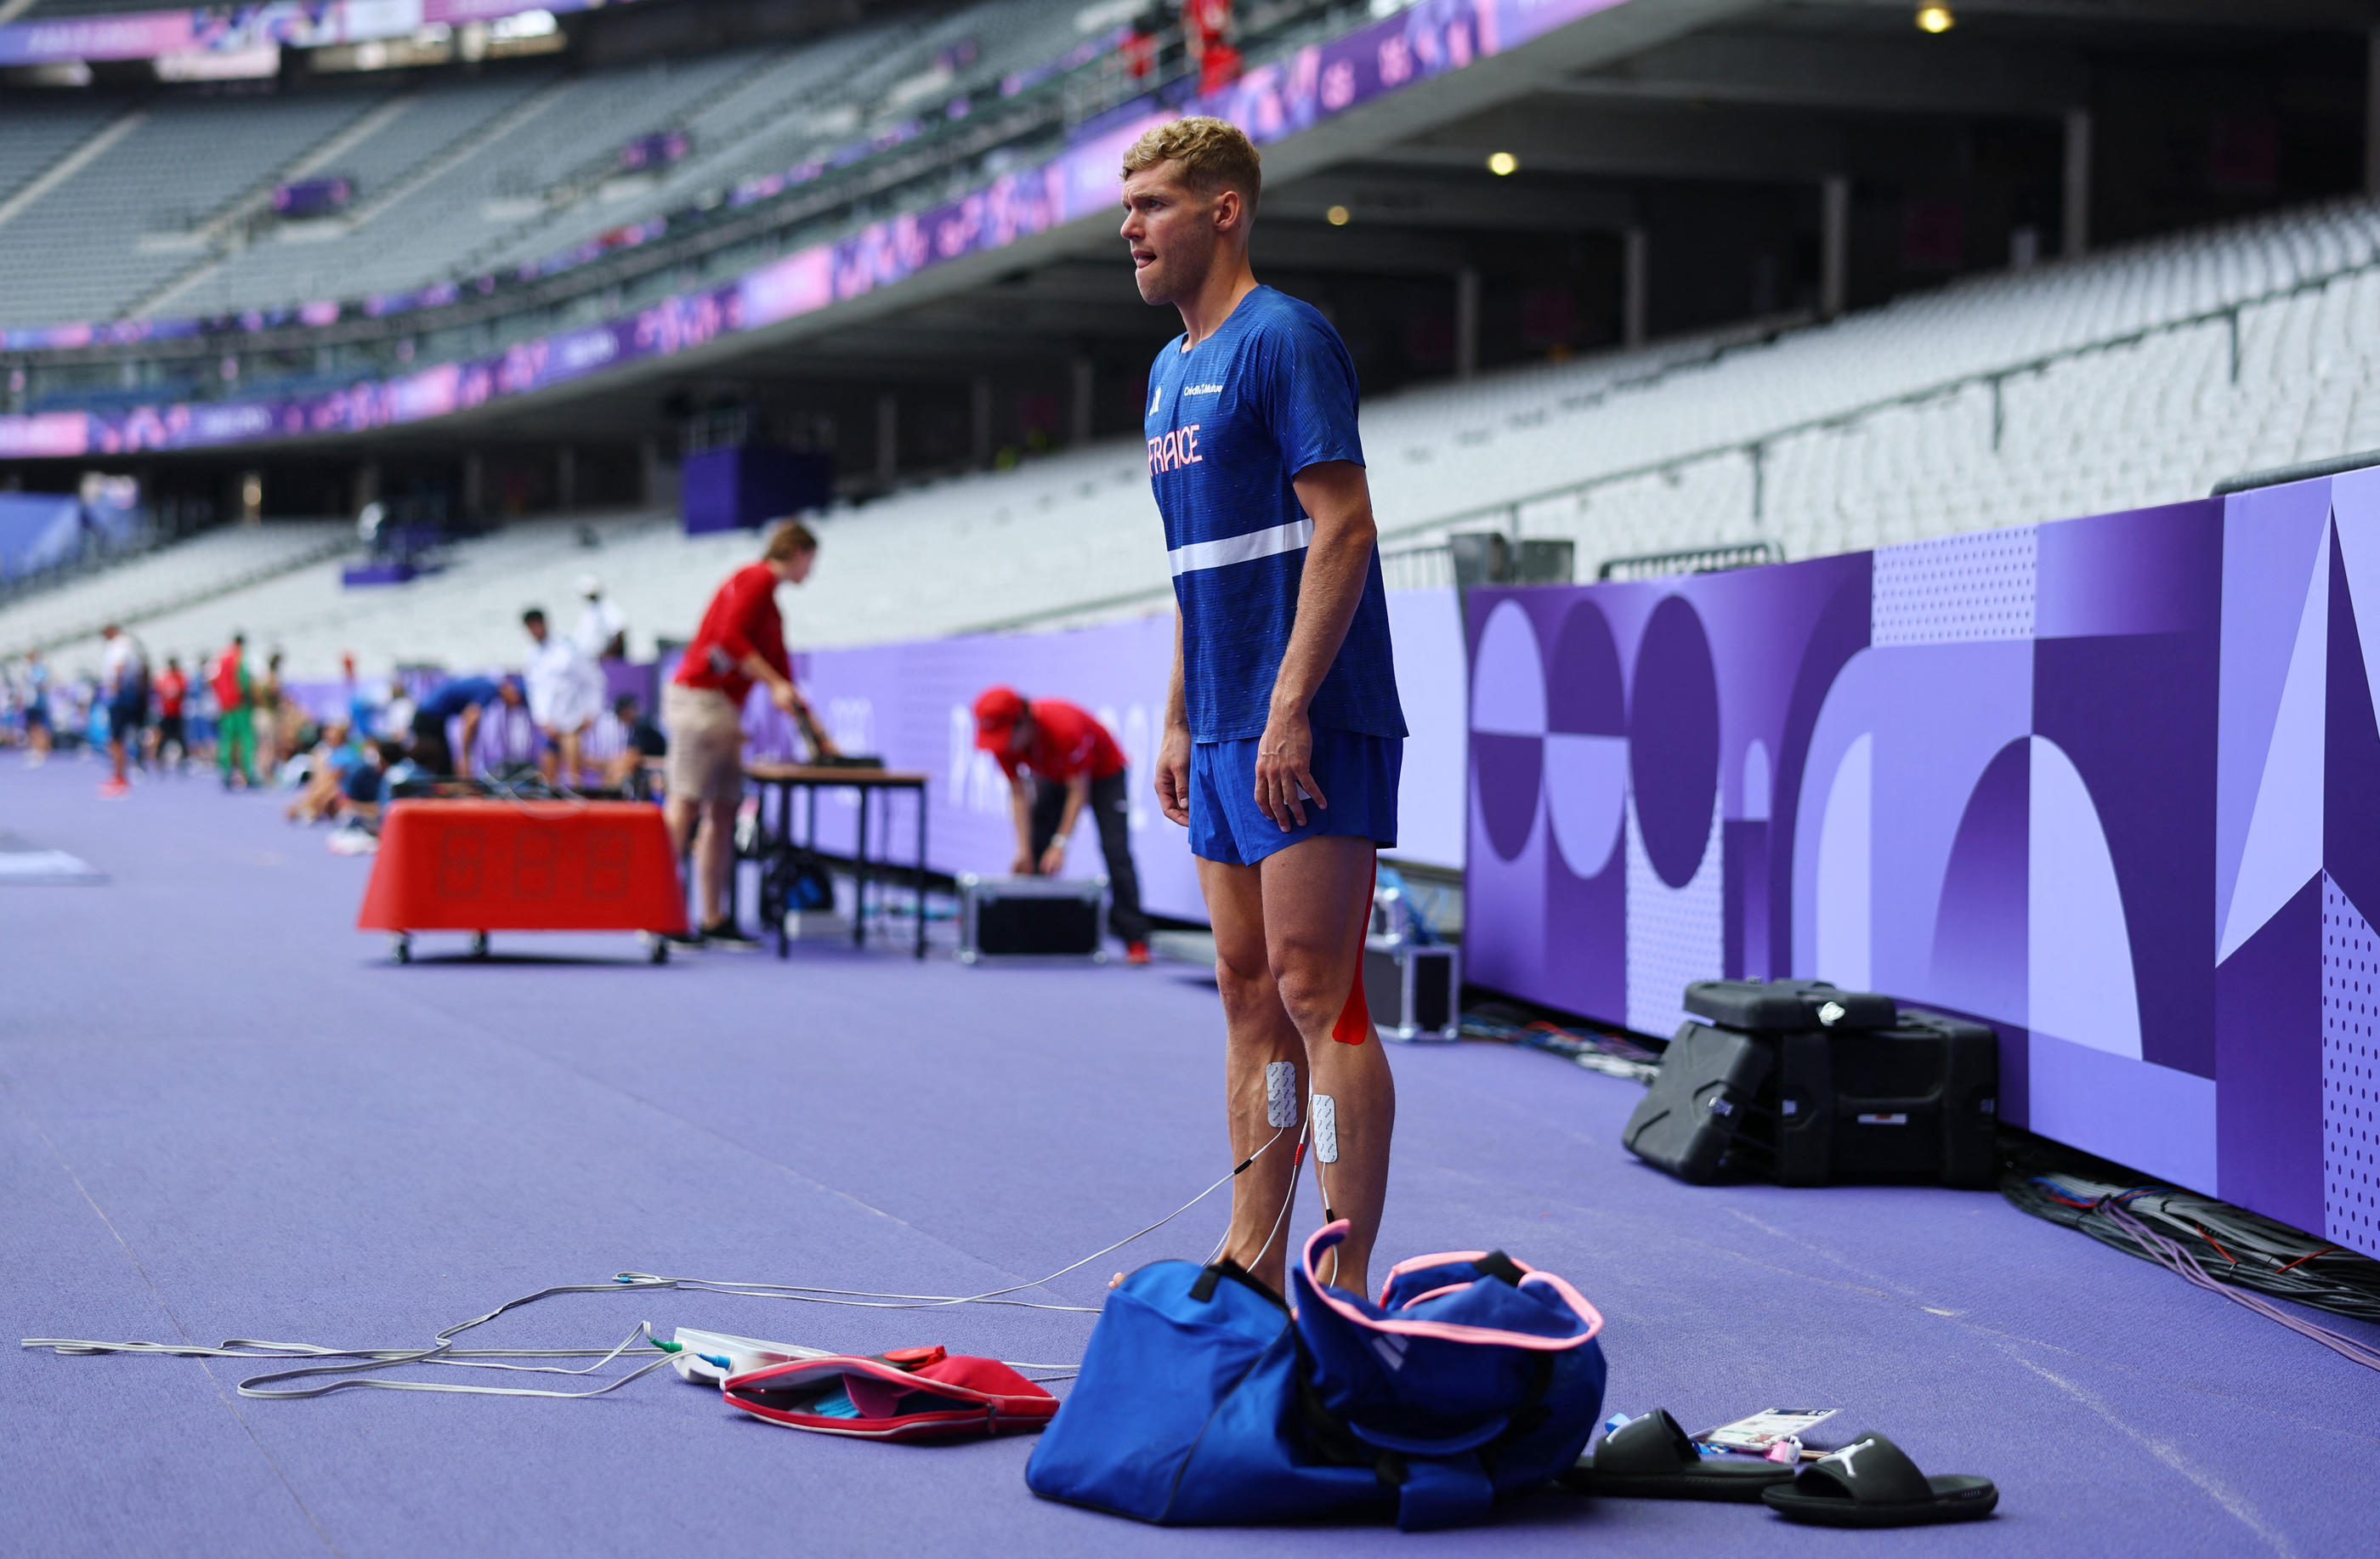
[1125,940,1152,965]
[99,779,129,797]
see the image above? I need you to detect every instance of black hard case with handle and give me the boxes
[1682,978,1896,1033]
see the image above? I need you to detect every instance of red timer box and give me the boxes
[357,799,688,959]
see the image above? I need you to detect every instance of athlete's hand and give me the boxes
[770,681,802,717]
[1155,724,1192,826]
[1039,840,1068,875]
[1255,706,1325,831]
[1011,848,1035,876]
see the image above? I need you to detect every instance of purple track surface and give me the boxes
[6,758,2380,1558]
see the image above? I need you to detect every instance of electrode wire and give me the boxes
[652,1120,1293,1313]
[26,1127,1296,1401]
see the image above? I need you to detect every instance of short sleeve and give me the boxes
[1258,312,1363,478]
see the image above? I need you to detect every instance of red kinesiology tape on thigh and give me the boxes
[1329,858,1378,1046]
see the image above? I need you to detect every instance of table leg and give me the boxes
[853,785,870,948]
[915,781,927,960]
[774,780,790,961]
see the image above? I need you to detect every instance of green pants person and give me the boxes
[217,706,253,786]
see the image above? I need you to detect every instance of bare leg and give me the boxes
[1204,855,1308,1295]
[666,792,701,924]
[1204,834,1391,1296]
[695,795,738,927]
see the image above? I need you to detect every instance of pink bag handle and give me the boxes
[1295,1222,1604,1351]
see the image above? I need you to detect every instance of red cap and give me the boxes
[973,686,1026,749]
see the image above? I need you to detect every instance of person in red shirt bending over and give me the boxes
[664,519,823,950]
[974,687,1153,964]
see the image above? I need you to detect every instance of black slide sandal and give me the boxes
[1561,1409,1797,1502]
[1762,1433,1998,1528]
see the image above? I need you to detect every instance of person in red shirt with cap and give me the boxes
[975,687,1152,963]
[665,519,824,950]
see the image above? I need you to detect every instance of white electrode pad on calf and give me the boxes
[1266,1062,1299,1129]
[1312,1094,1339,1164]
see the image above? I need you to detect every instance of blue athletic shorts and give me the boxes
[1189,730,1401,867]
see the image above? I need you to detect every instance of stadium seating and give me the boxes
[0,0,1106,329]
[10,192,2380,679]
[0,520,353,660]
[0,91,400,327]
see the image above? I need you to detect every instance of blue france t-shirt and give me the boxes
[1146,286,1405,743]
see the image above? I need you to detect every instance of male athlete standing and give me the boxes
[1124,118,1404,1296]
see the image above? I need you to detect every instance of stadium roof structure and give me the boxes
[1,0,2374,464]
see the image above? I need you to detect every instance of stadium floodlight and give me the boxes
[1326,206,1352,226]
[1487,151,1519,176]
[1915,3,1955,32]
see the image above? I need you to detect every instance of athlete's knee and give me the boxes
[1267,932,1351,1031]
[1213,933,1273,1009]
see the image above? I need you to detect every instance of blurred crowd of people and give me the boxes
[2,575,666,853]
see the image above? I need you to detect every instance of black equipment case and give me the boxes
[955,873,1108,962]
[1681,978,1896,1032]
[1619,1023,1774,1184]
[1624,981,1999,1188]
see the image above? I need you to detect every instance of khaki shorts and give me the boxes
[663,683,745,804]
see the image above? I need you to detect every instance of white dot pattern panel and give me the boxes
[2322,875,2380,1254]
[1871,527,2039,647]
[1624,788,1724,1039]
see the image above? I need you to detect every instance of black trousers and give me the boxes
[1029,769,1149,944]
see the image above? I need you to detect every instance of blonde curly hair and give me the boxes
[1120,116,1261,208]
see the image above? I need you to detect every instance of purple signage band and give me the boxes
[1465,471,2380,1259]
[0,0,1631,457]
[0,0,637,68]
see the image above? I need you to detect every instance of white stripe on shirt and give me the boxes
[1167,518,1313,578]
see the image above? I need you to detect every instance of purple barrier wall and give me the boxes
[1463,473,2380,1256]
[789,591,1466,922]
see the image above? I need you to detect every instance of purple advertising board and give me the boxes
[0,1,638,68]
[0,0,1633,457]
[1463,473,2380,1256]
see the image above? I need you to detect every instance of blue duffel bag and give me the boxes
[1025,1221,1606,1532]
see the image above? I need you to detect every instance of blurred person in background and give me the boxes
[377,677,415,742]
[253,650,290,774]
[574,575,627,661]
[408,674,510,778]
[284,719,367,824]
[664,519,822,950]
[99,624,150,797]
[603,692,667,795]
[20,649,53,764]
[522,607,604,787]
[211,633,253,789]
[150,655,190,772]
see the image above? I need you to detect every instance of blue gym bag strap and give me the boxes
[1393,1454,1495,1532]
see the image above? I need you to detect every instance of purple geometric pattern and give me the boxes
[2323,876,2380,1251]
[1624,791,1723,1037]
[1872,526,2037,646]
[1469,477,2380,1253]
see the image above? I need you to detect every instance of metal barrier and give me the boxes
[1597,540,1784,582]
